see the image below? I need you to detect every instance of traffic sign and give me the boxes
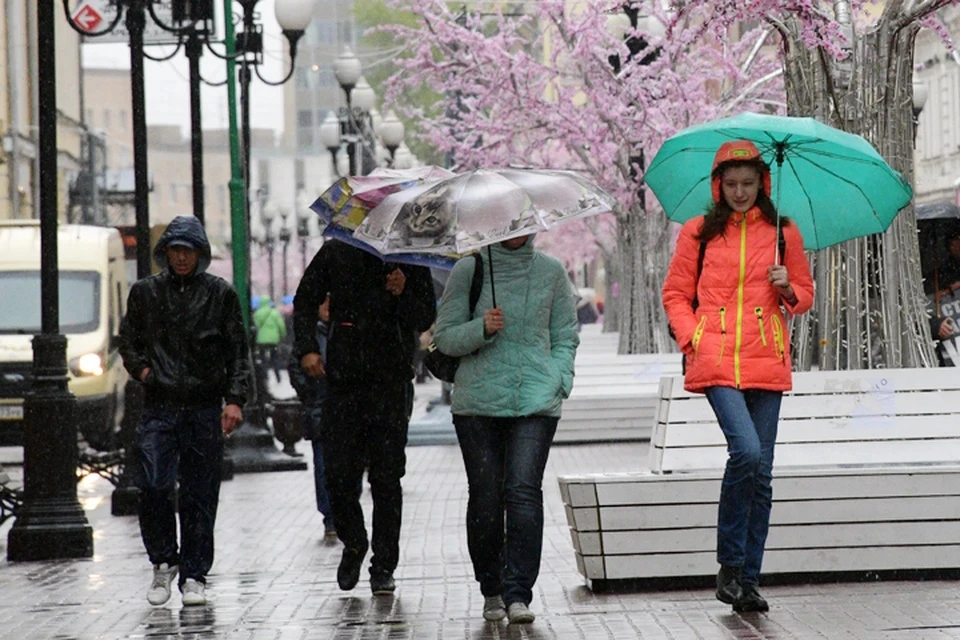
[69,0,183,45]
[72,3,104,33]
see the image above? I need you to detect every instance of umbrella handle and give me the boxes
[487,245,497,308]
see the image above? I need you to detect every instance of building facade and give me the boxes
[0,3,84,221]
[914,6,960,207]
[282,0,357,154]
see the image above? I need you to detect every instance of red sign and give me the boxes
[72,3,104,33]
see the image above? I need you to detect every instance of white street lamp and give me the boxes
[275,0,315,33]
[379,110,406,166]
[320,112,341,151]
[393,142,413,170]
[333,47,362,93]
[353,77,376,113]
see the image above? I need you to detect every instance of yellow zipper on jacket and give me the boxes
[717,307,727,364]
[755,307,767,347]
[734,220,747,388]
[692,315,708,355]
[772,315,786,362]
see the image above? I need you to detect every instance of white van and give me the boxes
[0,221,129,450]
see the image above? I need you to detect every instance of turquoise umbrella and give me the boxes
[644,112,914,251]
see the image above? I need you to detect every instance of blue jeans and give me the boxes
[704,387,782,587]
[136,405,223,586]
[305,405,334,527]
[453,414,558,608]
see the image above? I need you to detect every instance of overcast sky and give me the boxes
[80,0,287,137]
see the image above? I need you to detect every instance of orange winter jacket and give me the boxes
[662,208,814,393]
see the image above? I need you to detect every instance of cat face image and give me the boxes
[394,186,454,245]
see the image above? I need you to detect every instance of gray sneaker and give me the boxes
[181,578,207,606]
[507,602,535,624]
[146,563,179,606]
[482,595,506,621]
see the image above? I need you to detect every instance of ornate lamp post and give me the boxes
[320,49,396,177]
[8,1,93,561]
[278,207,292,297]
[259,200,278,302]
[209,0,311,474]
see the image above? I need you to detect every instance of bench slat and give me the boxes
[594,494,960,531]
[601,520,960,555]
[657,440,960,472]
[596,546,960,580]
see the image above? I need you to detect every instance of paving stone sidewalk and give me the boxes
[2,439,960,639]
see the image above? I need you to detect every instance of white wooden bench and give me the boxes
[558,353,682,442]
[559,367,960,589]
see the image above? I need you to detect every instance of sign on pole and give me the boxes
[70,0,182,45]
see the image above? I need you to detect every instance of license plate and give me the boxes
[0,405,24,420]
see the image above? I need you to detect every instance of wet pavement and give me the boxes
[2,390,960,638]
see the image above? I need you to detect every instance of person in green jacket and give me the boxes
[433,234,579,625]
[253,295,287,383]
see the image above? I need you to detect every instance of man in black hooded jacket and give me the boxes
[118,215,249,607]
[293,239,435,595]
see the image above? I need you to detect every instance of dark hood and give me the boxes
[154,215,212,274]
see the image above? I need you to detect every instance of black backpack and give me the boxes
[422,253,484,383]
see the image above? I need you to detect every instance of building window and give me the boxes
[218,185,226,212]
[295,158,305,190]
[295,68,310,90]
[86,108,94,125]
[298,129,315,151]
[170,184,177,203]
[298,110,313,127]
[119,110,128,131]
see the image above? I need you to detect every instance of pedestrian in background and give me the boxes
[433,235,579,625]
[118,215,249,607]
[662,140,814,612]
[287,294,337,539]
[253,295,286,384]
[293,240,435,596]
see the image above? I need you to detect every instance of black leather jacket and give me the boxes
[118,217,249,408]
[293,240,436,386]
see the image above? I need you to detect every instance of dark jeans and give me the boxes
[135,405,223,586]
[452,414,558,608]
[256,344,282,382]
[322,381,413,578]
[704,386,782,587]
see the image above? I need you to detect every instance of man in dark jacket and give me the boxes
[118,215,249,608]
[293,239,435,595]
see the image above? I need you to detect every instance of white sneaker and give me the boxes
[507,602,535,624]
[181,578,207,606]
[146,563,179,606]
[482,595,506,621]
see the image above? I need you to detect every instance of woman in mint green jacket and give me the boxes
[434,235,579,625]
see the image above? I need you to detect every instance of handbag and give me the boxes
[423,253,484,383]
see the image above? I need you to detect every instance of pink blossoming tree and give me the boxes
[383,0,954,367]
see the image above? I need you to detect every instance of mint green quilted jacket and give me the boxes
[434,241,579,417]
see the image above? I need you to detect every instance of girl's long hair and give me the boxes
[696,160,790,244]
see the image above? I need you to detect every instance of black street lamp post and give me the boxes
[279,209,291,297]
[61,0,164,516]
[8,1,93,561]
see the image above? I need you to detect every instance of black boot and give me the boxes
[716,565,742,604]
[734,585,769,612]
[337,543,368,591]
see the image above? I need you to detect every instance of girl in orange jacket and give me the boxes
[662,140,814,612]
